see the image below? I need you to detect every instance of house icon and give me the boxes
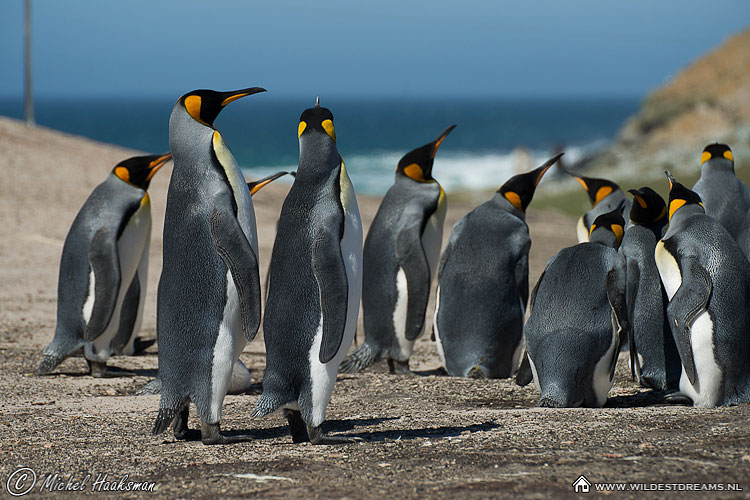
[573,475,591,493]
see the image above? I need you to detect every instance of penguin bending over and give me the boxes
[253,101,363,444]
[620,187,681,390]
[152,87,266,445]
[564,171,631,243]
[655,172,750,407]
[36,153,172,377]
[340,126,455,375]
[136,171,287,397]
[433,153,562,378]
[692,143,750,241]
[519,207,631,407]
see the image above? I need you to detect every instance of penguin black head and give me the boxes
[396,125,456,182]
[627,187,667,225]
[179,87,266,127]
[665,171,704,221]
[113,153,172,190]
[701,143,734,167]
[497,152,563,212]
[567,172,621,207]
[588,204,626,249]
[298,98,337,143]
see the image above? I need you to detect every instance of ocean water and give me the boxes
[0,96,639,195]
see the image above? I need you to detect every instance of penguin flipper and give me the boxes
[209,207,262,342]
[112,273,140,354]
[396,221,431,341]
[625,258,642,382]
[515,248,530,311]
[84,229,122,341]
[312,230,349,364]
[605,265,628,379]
[665,256,712,386]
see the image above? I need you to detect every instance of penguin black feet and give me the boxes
[87,360,135,378]
[664,392,693,406]
[283,409,362,445]
[200,422,254,445]
[387,358,414,375]
[35,353,64,376]
[132,337,157,355]
[172,406,200,441]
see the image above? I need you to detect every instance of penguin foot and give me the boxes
[283,409,310,443]
[467,366,488,379]
[664,392,693,406]
[200,422,253,445]
[306,425,364,445]
[172,407,201,441]
[35,354,64,376]
[132,337,157,355]
[387,358,413,375]
[87,360,135,378]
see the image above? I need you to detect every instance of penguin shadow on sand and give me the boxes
[345,420,500,443]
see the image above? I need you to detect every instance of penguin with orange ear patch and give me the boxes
[519,206,631,407]
[340,126,455,375]
[565,171,631,243]
[36,153,172,377]
[433,153,563,378]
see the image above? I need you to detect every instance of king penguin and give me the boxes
[253,99,363,444]
[692,143,750,241]
[151,87,266,445]
[519,207,631,407]
[620,187,681,390]
[36,153,172,377]
[655,172,750,407]
[340,126,455,375]
[433,153,563,378]
[564,171,631,243]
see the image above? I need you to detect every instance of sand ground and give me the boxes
[1,116,749,499]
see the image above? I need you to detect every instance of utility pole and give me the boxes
[24,0,34,127]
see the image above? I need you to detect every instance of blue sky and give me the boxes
[1,0,748,99]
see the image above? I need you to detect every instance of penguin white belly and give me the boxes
[576,216,589,243]
[209,269,248,423]
[433,286,446,367]
[678,312,722,407]
[120,239,149,356]
[591,326,618,407]
[654,241,681,299]
[308,167,362,427]
[89,199,151,361]
[527,354,542,393]
[392,267,413,361]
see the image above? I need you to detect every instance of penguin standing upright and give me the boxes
[520,207,631,407]
[692,143,750,240]
[253,100,363,444]
[433,153,562,378]
[620,187,681,390]
[152,87,266,445]
[340,126,455,375]
[564,171,631,242]
[36,153,172,377]
[655,172,750,407]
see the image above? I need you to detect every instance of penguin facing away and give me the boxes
[152,87,266,445]
[340,125,456,375]
[565,171,631,243]
[253,100,363,444]
[36,153,172,377]
[135,170,288,398]
[433,153,563,379]
[620,187,681,390]
[655,171,750,407]
[692,143,750,241]
[520,207,631,407]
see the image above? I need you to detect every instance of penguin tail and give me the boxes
[152,407,177,435]
[537,396,566,408]
[252,394,280,418]
[467,366,488,379]
[136,378,162,396]
[35,353,65,376]
[339,343,377,374]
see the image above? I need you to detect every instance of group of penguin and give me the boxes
[34,85,750,447]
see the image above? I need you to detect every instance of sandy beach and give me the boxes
[1,115,749,498]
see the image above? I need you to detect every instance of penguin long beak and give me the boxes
[533,152,564,186]
[431,125,457,158]
[628,188,647,209]
[247,171,289,196]
[146,153,173,181]
[665,170,676,189]
[221,87,267,107]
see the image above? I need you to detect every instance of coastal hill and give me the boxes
[580,28,750,186]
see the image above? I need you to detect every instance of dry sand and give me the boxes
[1,116,748,499]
